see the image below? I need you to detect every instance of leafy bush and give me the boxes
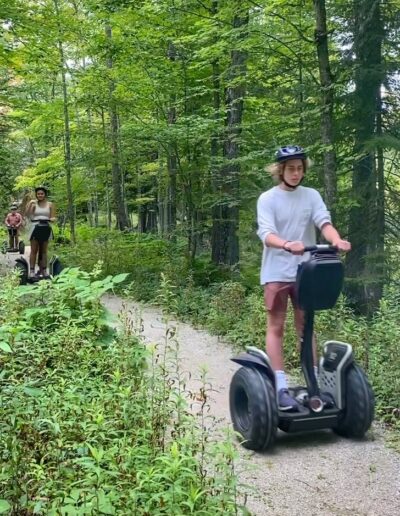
[0,270,244,514]
[56,226,170,295]
[206,282,247,335]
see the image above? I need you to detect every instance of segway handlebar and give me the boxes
[283,244,338,254]
[303,244,338,253]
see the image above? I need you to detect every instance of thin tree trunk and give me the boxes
[87,109,99,227]
[53,0,75,243]
[166,41,177,237]
[158,151,166,235]
[313,0,337,215]
[101,108,112,229]
[87,200,93,226]
[211,2,248,267]
[105,22,130,230]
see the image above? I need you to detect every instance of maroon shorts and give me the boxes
[264,282,299,312]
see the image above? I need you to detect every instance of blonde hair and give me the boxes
[265,158,312,183]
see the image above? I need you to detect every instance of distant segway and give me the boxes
[3,226,25,254]
[15,220,62,285]
[229,245,374,451]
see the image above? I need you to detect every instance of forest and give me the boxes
[0,0,400,514]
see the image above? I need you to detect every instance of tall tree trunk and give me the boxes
[313,0,337,215]
[373,84,385,292]
[101,108,112,229]
[53,0,75,243]
[211,2,248,267]
[87,200,93,226]
[105,23,130,230]
[210,0,222,263]
[87,109,99,227]
[346,0,384,315]
[166,41,177,237]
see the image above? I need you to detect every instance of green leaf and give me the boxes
[0,342,12,353]
[112,273,129,284]
[23,386,43,397]
[0,500,11,513]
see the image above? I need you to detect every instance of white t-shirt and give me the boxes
[257,185,331,284]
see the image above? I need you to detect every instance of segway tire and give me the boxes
[229,366,278,451]
[15,262,28,285]
[18,241,25,255]
[50,256,63,276]
[334,364,374,438]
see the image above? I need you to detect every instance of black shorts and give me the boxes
[30,224,52,243]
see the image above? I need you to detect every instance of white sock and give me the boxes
[275,370,287,391]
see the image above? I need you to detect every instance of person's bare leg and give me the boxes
[267,307,300,409]
[39,241,49,274]
[30,240,39,275]
[266,310,287,370]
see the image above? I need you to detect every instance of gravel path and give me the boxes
[103,294,400,516]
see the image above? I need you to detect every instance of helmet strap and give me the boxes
[282,177,297,189]
[282,176,304,189]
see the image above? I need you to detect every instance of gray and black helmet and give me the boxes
[275,145,307,163]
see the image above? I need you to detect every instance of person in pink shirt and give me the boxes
[5,203,23,248]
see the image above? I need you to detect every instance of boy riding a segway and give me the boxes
[4,203,23,251]
[257,145,351,411]
[228,146,374,451]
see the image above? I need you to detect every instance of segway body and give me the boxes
[5,226,24,254]
[229,245,374,450]
[14,255,63,285]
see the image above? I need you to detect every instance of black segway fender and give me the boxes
[49,255,63,277]
[231,351,276,388]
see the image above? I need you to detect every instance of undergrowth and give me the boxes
[0,269,246,514]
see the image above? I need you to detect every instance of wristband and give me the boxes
[282,240,291,250]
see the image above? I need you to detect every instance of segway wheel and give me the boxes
[334,364,374,438]
[50,256,63,276]
[18,241,25,255]
[15,262,28,285]
[229,367,278,451]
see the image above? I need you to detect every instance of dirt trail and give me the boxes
[103,294,400,516]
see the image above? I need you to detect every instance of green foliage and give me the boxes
[56,226,169,300]
[0,270,244,514]
[206,281,247,336]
